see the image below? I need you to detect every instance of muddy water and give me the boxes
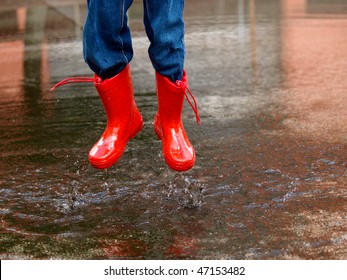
[0,0,347,259]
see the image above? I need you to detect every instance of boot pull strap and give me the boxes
[176,80,201,125]
[50,76,102,92]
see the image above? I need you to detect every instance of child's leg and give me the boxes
[143,0,199,171]
[143,0,185,82]
[82,0,144,169]
[83,0,134,80]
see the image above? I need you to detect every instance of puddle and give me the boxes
[0,0,346,259]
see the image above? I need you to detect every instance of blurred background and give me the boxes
[0,0,346,259]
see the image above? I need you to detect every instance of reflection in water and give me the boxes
[0,0,347,259]
[249,0,258,84]
[281,0,347,142]
[23,6,47,117]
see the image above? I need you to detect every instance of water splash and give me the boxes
[167,174,206,208]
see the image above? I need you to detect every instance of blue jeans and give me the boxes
[83,0,185,82]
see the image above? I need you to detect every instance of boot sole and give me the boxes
[164,153,195,172]
[89,116,144,169]
[154,118,195,172]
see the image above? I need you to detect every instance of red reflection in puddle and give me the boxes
[103,239,148,258]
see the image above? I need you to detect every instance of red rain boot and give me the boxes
[154,71,200,172]
[50,65,143,169]
[88,65,143,169]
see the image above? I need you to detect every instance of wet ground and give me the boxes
[0,0,346,259]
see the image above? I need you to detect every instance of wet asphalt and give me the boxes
[0,0,346,259]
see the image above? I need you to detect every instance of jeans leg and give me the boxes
[83,0,134,79]
[143,0,185,82]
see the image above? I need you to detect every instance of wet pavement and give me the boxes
[0,0,346,259]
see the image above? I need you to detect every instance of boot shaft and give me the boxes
[155,71,187,124]
[95,65,136,125]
